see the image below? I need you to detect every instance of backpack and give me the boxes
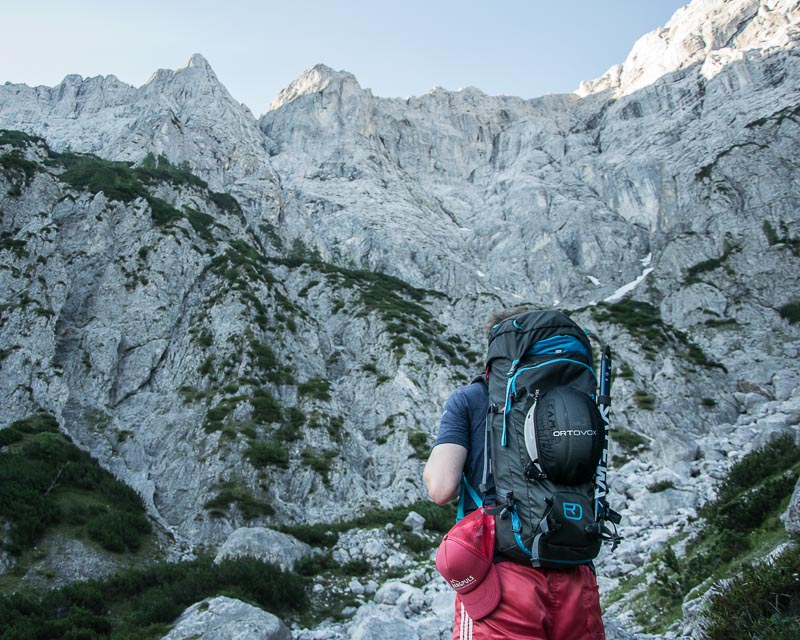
[478,309,621,568]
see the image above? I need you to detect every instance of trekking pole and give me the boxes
[594,345,611,520]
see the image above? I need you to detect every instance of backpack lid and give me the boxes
[487,310,592,371]
[523,386,603,485]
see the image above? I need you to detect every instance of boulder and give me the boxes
[781,476,800,535]
[214,527,313,572]
[160,596,290,640]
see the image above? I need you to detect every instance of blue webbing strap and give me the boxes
[456,474,483,521]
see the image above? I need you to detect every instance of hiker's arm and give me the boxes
[424,443,467,505]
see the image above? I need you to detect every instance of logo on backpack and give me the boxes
[552,429,597,437]
[563,502,583,521]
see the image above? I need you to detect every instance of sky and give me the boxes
[2,0,688,116]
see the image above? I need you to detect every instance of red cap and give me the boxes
[435,508,501,620]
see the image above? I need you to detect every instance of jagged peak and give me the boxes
[577,0,800,98]
[268,64,363,111]
[179,53,213,72]
[145,53,220,87]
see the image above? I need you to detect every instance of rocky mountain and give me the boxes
[1,0,799,637]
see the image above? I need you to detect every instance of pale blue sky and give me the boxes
[2,1,687,116]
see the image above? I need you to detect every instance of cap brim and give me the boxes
[458,562,502,620]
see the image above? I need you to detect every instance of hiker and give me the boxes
[423,309,606,640]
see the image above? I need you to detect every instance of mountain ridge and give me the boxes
[1,0,799,637]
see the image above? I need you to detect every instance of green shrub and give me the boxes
[58,153,147,203]
[401,532,432,554]
[701,544,800,640]
[203,482,274,519]
[0,129,44,148]
[0,412,151,555]
[684,238,738,285]
[55,151,239,241]
[0,428,24,447]
[250,390,281,424]
[0,556,305,638]
[714,434,800,505]
[407,430,430,458]
[301,449,337,485]
[623,434,800,634]
[86,511,151,553]
[278,524,339,548]
[341,558,370,576]
[245,440,288,469]
[137,153,207,190]
[294,553,340,577]
[779,301,800,325]
[709,472,798,533]
[763,220,781,245]
[648,480,675,493]
[592,300,724,370]
[633,389,656,410]
[1,150,39,192]
[298,377,332,402]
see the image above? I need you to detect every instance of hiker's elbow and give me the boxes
[423,444,465,505]
[425,480,458,505]
[425,477,459,505]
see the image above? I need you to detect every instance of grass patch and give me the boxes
[301,449,337,486]
[647,480,675,493]
[591,299,725,370]
[684,237,739,285]
[278,499,457,548]
[611,426,649,465]
[0,555,305,639]
[616,434,800,634]
[633,389,656,410]
[203,482,274,519]
[778,301,800,325]
[0,412,151,556]
[245,439,289,470]
[407,430,431,459]
[701,544,800,640]
[273,254,471,366]
[297,377,332,402]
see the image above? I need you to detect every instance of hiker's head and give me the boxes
[485,307,528,336]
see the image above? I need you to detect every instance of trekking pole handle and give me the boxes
[600,345,611,399]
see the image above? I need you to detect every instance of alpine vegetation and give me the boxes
[1,0,799,638]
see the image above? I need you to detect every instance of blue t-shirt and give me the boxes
[433,380,493,513]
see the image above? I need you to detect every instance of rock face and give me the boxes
[160,596,291,640]
[782,476,800,535]
[1,0,800,636]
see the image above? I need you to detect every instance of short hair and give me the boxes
[485,307,529,336]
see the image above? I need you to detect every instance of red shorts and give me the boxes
[452,563,605,640]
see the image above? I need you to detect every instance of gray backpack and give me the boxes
[479,310,621,568]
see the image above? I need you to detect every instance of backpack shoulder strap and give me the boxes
[456,473,483,521]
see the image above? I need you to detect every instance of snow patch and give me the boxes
[604,267,654,303]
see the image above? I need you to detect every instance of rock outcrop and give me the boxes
[1,0,799,637]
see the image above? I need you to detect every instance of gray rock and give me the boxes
[160,596,290,640]
[0,2,799,639]
[403,511,426,533]
[348,609,418,640]
[214,528,313,572]
[781,476,800,535]
[16,536,118,589]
